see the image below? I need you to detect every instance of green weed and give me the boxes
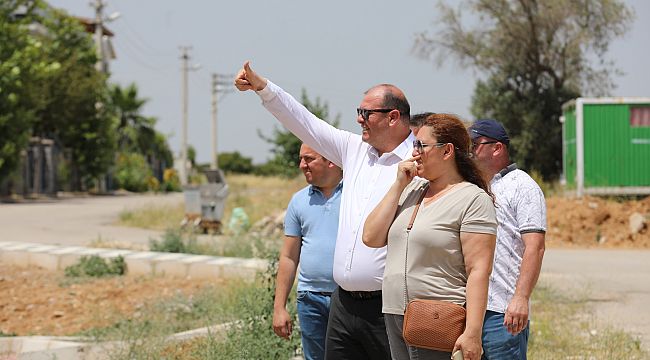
[64,255,126,278]
[83,252,300,360]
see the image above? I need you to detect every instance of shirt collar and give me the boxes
[493,163,518,180]
[367,132,416,161]
[308,181,343,196]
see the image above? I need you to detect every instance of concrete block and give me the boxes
[58,254,84,270]
[124,252,158,276]
[76,248,110,257]
[0,241,18,249]
[208,257,259,281]
[187,260,221,279]
[153,253,189,262]
[24,245,59,270]
[168,322,231,342]
[180,255,214,264]
[98,250,133,259]
[182,256,216,279]
[2,243,38,251]
[29,252,60,271]
[49,247,85,270]
[240,258,268,271]
[0,249,31,266]
[49,246,85,255]
[154,253,192,277]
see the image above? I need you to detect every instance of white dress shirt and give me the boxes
[257,80,415,291]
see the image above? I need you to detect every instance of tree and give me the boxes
[27,2,116,189]
[258,89,340,177]
[413,0,633,179]
[107,83,173,181]
[108,83,156,153]
[218,151,254,174]
[0,1,47,181]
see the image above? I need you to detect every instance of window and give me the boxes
[630,106,650,127]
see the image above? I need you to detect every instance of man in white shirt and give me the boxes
[235,61,414,360]
[469,119,546,360]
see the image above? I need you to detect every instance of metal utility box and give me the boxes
[561,98,650,196]
[182,169,229,233]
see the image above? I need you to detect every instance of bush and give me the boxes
[190,251,301,359]
[64,255,127,278]
[252,157,299,178]
[149,228,197,253]
[114,152,152,192]
[147,176,160,192]
[161,168,181,192]
[218,151,254,174]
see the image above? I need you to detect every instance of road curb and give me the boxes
[0,241,267,281]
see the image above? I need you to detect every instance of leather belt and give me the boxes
[340,287,382,300]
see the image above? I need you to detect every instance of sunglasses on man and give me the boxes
[356,108,394,122]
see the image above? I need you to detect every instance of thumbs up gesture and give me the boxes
[234,61,267,92]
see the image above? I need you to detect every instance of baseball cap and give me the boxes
[469,119,510,146]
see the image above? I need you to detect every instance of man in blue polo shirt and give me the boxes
[273,143,343,360]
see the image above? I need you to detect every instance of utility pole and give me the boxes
[90,0,119,74]
[210,73,233,170]
[92,0,106,73]
[93,0,105,72]
[179,46,191,186]
[179,47,200,185]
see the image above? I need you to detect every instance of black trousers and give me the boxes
[324,287,391,360]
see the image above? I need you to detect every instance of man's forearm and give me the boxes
[513,236,545,299]
[273,256,298,310]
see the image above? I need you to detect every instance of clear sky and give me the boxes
[47,0,650,164]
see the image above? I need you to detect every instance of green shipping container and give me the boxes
[561,98,650,196]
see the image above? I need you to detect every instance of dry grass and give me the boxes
[117,202,185,231]
[116,174,306,231]
[529,284,647,359]
[222,174,305,227]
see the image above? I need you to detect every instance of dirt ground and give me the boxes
[546,195,650,248]
[0,265,216,336]
[0,195,648,337]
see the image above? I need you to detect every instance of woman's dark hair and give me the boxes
[422,113,492,198]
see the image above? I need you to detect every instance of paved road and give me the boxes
[0,193,183,248]
[541,248,650,350]
[1,194,648,350]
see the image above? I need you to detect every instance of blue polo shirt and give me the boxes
[284,182,342,293]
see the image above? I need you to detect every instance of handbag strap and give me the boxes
[404,183,429,308]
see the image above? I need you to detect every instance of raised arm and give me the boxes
[234,61,349,167]
[363,157,419,248]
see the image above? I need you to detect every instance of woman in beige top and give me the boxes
[363,113,497,360]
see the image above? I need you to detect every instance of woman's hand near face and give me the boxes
[396,156,420,189]
[363,156,419,248]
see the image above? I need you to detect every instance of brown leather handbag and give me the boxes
[403,298,466,352]
[401,184,467,352]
